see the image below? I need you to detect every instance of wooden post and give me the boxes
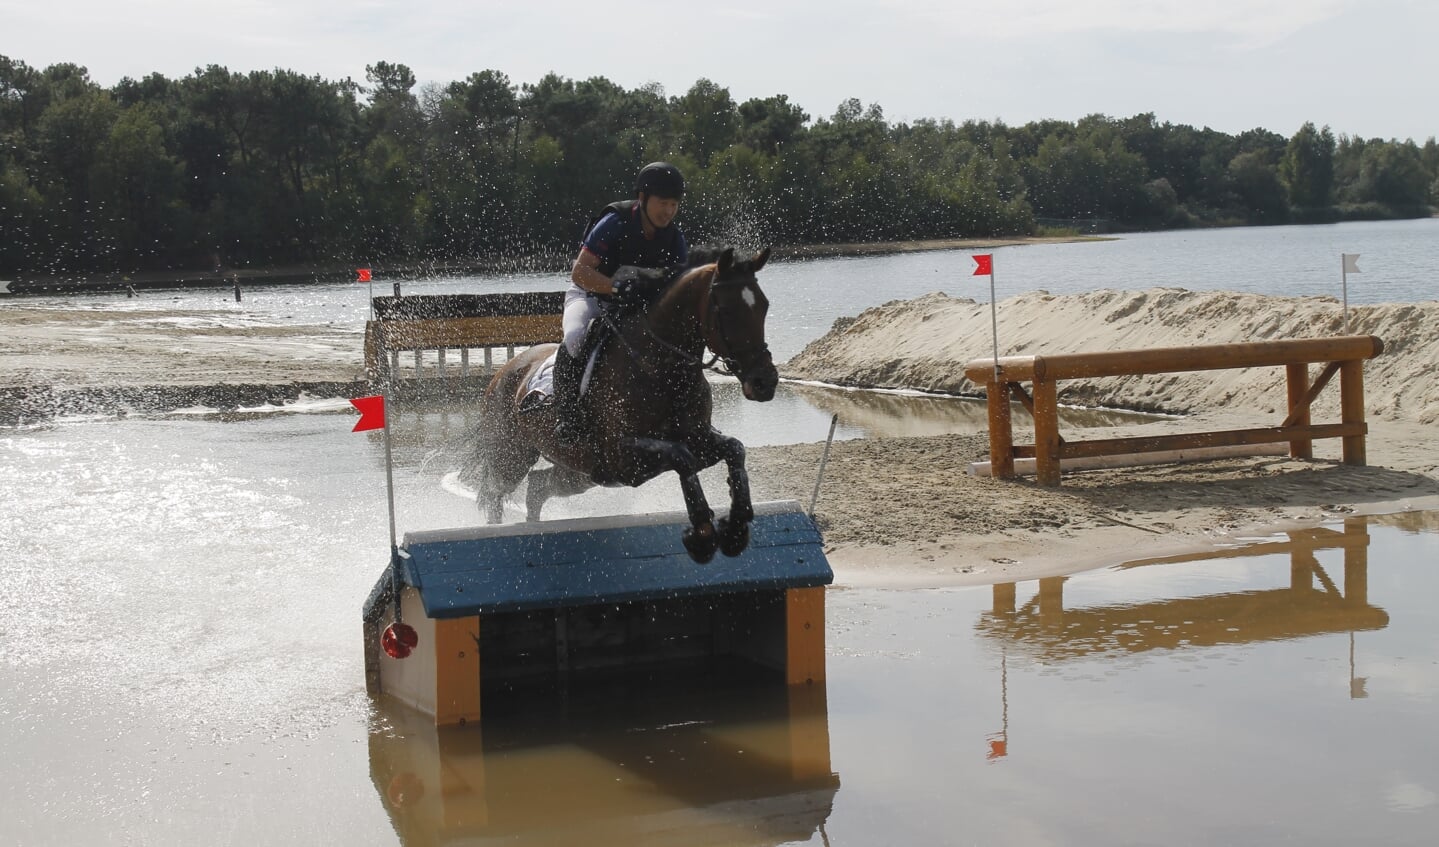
[986,380,1015,479]
[1032,378,1061,486]
[785,587,826,686]
[1290,542,1314,590]
[1285,363,1313,459]
[483,347,493,369]
[993,582,1016,615]
[1038,577,1064,618]
[1343,517,1369,607]
[786,682,832,782]
[1339,359,1366,465]
[460,348,469,377]
[437,347,447,379]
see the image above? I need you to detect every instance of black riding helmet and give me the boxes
[635,162,685,200]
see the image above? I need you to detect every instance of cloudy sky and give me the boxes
[5,0,1434,141]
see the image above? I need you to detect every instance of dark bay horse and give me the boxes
[471,247,778,563]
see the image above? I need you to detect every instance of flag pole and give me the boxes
[1341,254,1349,334]
[382,393,398,554]
[989,265,1001,381]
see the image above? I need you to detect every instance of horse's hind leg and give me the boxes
[477,440,538,524]
[524,465,595,521]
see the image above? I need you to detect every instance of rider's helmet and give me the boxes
[635,162,685,200]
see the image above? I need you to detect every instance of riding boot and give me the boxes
[552,346,587,443]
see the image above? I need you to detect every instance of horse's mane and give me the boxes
[628,245,732,287]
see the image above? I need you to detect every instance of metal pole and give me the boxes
[382,396,398,553]
[809,413,840,518]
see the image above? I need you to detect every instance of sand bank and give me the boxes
[768,288,1439,585]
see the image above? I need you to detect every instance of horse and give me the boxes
[470,246,778,563]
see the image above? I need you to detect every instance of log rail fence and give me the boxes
[363,291,564,385]
[964,335,1385,487]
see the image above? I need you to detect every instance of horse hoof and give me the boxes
[717,516,750,557]
[682,524,718,564]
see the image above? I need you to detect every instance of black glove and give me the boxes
[611,268,666,306]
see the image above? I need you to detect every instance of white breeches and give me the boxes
[562,287,600,356]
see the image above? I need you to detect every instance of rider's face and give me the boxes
[643,194,680,229]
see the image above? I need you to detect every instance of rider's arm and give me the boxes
[571,248,616,295]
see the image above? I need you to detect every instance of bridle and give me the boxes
[702,276,772,379]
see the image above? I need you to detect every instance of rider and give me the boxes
[553,161,689,442]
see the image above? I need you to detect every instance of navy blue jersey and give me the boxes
[580,200,688,277]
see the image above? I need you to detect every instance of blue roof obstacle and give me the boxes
[363,500,833,726]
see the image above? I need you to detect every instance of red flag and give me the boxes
[357,268,372,282]
[973,254,993,276]
[351,395,386,432]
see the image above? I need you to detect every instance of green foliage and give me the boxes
[0,52,1433,276]
[1281,122,1336,208]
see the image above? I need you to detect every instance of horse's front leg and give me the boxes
[695,430,754,557]
[623,436,719,563]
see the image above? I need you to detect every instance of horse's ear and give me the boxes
[753,246,771,272]
[718,247,735,273]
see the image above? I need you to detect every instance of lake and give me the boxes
[3,218,1438,844]
[9,217,1437,362]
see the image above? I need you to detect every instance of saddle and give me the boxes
[517,316,617,413]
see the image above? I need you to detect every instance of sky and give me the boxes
[4,0,1435,142]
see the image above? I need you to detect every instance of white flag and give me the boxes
[1342,253,1361,273]
[0,280,12,294]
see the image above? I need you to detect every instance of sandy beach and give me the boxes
[3,287,1437,587]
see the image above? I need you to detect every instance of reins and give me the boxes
[599,264,764,377]
[601,308,721,373]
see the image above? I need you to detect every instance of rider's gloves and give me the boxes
[611,268,666,306]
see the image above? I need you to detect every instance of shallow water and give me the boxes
[3,412,1437,845]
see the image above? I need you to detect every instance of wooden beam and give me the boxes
[969,443,1287,478]
[377,314,562,351]
[1010,422,1365,460]
[964,336,1382,382]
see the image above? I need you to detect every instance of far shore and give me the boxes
[1,234,1106,295]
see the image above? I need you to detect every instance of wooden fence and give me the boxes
[963,335,1385,486]
[363,291,564,385]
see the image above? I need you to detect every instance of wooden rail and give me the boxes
[363,291,564,383]
[963,335,1384,486]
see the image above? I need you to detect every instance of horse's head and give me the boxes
[703,246,778,402]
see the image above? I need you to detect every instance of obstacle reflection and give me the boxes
[979,518,1387,664]
[368,675,837,847]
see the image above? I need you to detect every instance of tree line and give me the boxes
[1,55,1435,276]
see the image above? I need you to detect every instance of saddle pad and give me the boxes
[524,352,558,398]
[522,347,602,400]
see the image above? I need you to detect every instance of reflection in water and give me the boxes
[979,519,1386,662]
[368,674,837,847]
